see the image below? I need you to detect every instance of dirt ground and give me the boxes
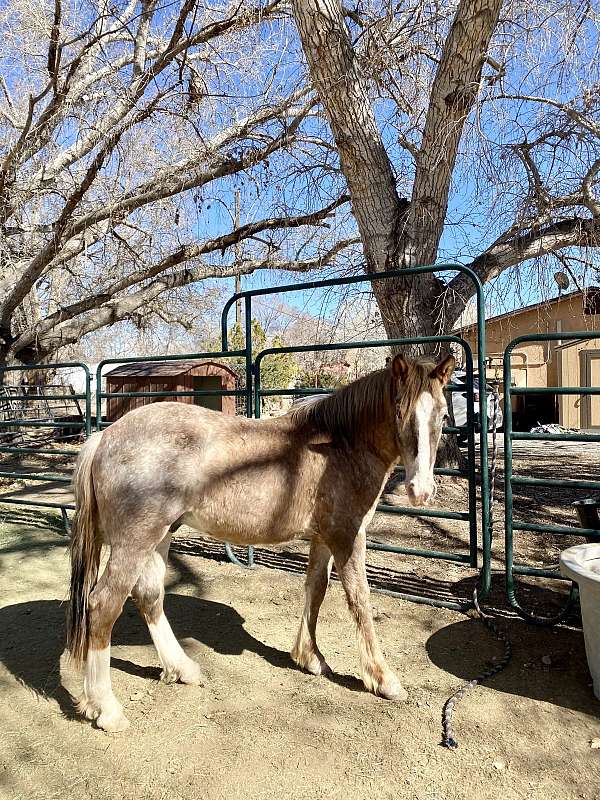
[1,487,600,800]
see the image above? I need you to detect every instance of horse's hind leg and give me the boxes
[79,541,156,732]
[327,526,407,702]
[132,532,204,686]
[291,536,332,676]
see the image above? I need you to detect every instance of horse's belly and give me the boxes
[180,507,310,546]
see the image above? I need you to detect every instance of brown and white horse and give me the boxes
[66,353,454,731]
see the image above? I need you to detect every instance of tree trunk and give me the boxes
[292,0,502,350]
[292,0,504,466]
[371,272,449,354]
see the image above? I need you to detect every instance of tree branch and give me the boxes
[62,97,313,240]
[11,238,357,361]
[10,197,352,356]
[132,0,157,77]
[497,93,600,140]
[21,0,282,190]
[47,0,62,84]
[0,97,162,323]
[407,0,502,264]
[447,215,600,320]
[291,0,402,274]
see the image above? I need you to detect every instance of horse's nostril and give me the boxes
[406,482,430,507]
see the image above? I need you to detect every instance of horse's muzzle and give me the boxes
[406,480,433,507]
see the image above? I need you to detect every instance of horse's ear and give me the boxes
[431,354,455,385]
[391,354,410,381]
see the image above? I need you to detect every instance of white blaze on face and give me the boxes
[404,391,437,507]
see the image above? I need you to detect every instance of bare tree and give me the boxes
[0,0,357,368]
[291,0,600,350]
[2,0,598,372]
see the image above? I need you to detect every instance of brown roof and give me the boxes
[105,359,238,378]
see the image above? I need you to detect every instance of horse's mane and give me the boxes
[289,360,436,442]
[395,359,437,426]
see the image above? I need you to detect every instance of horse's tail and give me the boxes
[66,431,103,665]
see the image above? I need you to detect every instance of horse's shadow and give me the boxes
[112,592,294,679]
[0,593,365,720]
[2,592,599,723]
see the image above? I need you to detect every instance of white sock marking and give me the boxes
[84,646,112,702]
[148,612,189,670]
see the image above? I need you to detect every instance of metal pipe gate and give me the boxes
[0,362,91,530]
[503,330,600,623]
[0,263,491,612]
[221,264,491,609]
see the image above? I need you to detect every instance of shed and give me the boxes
[105,360,238,422]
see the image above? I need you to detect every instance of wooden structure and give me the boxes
[105,360,238,422]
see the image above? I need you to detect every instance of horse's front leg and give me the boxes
[291,535,332,676]
[327,526,407,701]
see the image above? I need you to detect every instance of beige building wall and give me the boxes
[461,291,600,428]
[557,340,600,428]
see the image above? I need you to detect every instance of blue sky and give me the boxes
[201,2,599,331]
[4,0,596,342]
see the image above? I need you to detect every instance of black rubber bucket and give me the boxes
[573,498,600,543]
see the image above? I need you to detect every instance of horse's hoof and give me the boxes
[177,659,205,686]
[78,693,130,731]
[378,677,408,702]
[161,668,177,684]
[306,656,332,676]
[96,709,130,733]
[76,696,100,721]
[291,650,331,676]
[161,660,204,686]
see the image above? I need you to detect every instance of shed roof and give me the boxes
[105,359,238,378]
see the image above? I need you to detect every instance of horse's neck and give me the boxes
[358,414,400,472]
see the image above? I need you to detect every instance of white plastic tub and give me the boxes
[560,542,600,700]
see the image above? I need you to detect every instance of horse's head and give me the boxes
[389,353,455,507]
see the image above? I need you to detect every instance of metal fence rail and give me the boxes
[222,263,491,610]
[0,362,91,527]
[503,330,600,623]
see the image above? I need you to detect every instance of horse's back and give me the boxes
[90,402,314,542]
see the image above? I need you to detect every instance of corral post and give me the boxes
[503,330,600,624]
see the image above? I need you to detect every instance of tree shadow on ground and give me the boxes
[0,506,65,535]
